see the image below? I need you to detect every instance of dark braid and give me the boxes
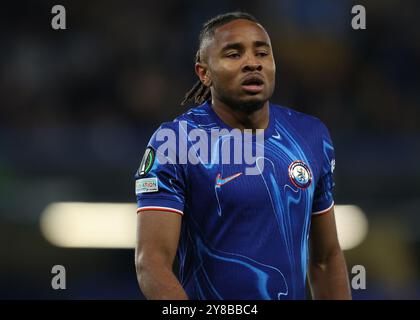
[180,12,258,107]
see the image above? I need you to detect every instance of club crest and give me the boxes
[288,160,312,189]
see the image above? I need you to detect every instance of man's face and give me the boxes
[199,19,276,112]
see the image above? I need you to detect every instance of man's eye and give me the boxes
[257,52,269,57]
[227,53,240,58]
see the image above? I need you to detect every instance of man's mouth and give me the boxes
[241,76,264,94]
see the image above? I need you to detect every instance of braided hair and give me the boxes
[180,12,258,107]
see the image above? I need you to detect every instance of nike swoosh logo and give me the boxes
[215,172,243,187]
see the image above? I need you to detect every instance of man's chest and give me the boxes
[186,143,320,215]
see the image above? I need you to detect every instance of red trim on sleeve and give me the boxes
[312,201,334,217]
[137,206,183,216]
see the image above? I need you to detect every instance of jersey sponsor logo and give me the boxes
[215,172,243,188]
[137,147,155,177]
[288,160,312,189]
[136,177,159,194]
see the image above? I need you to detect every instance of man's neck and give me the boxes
[210,99,270,131]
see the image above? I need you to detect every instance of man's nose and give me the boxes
[242,54,262,72]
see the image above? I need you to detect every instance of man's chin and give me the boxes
[216,90,270,114]
[231,97,267,113]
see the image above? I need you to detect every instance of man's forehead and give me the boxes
[212,19,270,47]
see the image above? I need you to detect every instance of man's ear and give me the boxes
[195,63,211,87]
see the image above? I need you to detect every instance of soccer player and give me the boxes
[134,12,351,300]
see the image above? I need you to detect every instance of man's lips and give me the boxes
[241,84,264,93]
[241,74,264,94]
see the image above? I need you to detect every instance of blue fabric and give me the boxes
[134,101,335,299]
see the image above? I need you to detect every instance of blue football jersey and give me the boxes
[134,101,335,300]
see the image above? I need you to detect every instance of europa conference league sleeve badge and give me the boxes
[137,147,155,178]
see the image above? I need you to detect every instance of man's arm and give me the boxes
[308,206,352,299]
[135,211,188,300]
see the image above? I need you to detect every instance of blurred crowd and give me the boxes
[1,0,419,132]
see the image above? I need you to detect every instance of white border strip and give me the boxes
[312,201,334,216]
[137,206,184,216]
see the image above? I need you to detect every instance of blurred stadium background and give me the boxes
[1,0,419,299]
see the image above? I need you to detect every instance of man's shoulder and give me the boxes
[156,102,213,131]
[271,103,329,132]
[175,102,215,126]
[148,103,212,141]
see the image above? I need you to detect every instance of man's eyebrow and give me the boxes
[254,40,270,48]
[221,42,243,52]
[221,41,271,52]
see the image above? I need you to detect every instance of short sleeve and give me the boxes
[134,124,187,216]
[312,122,336,216]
